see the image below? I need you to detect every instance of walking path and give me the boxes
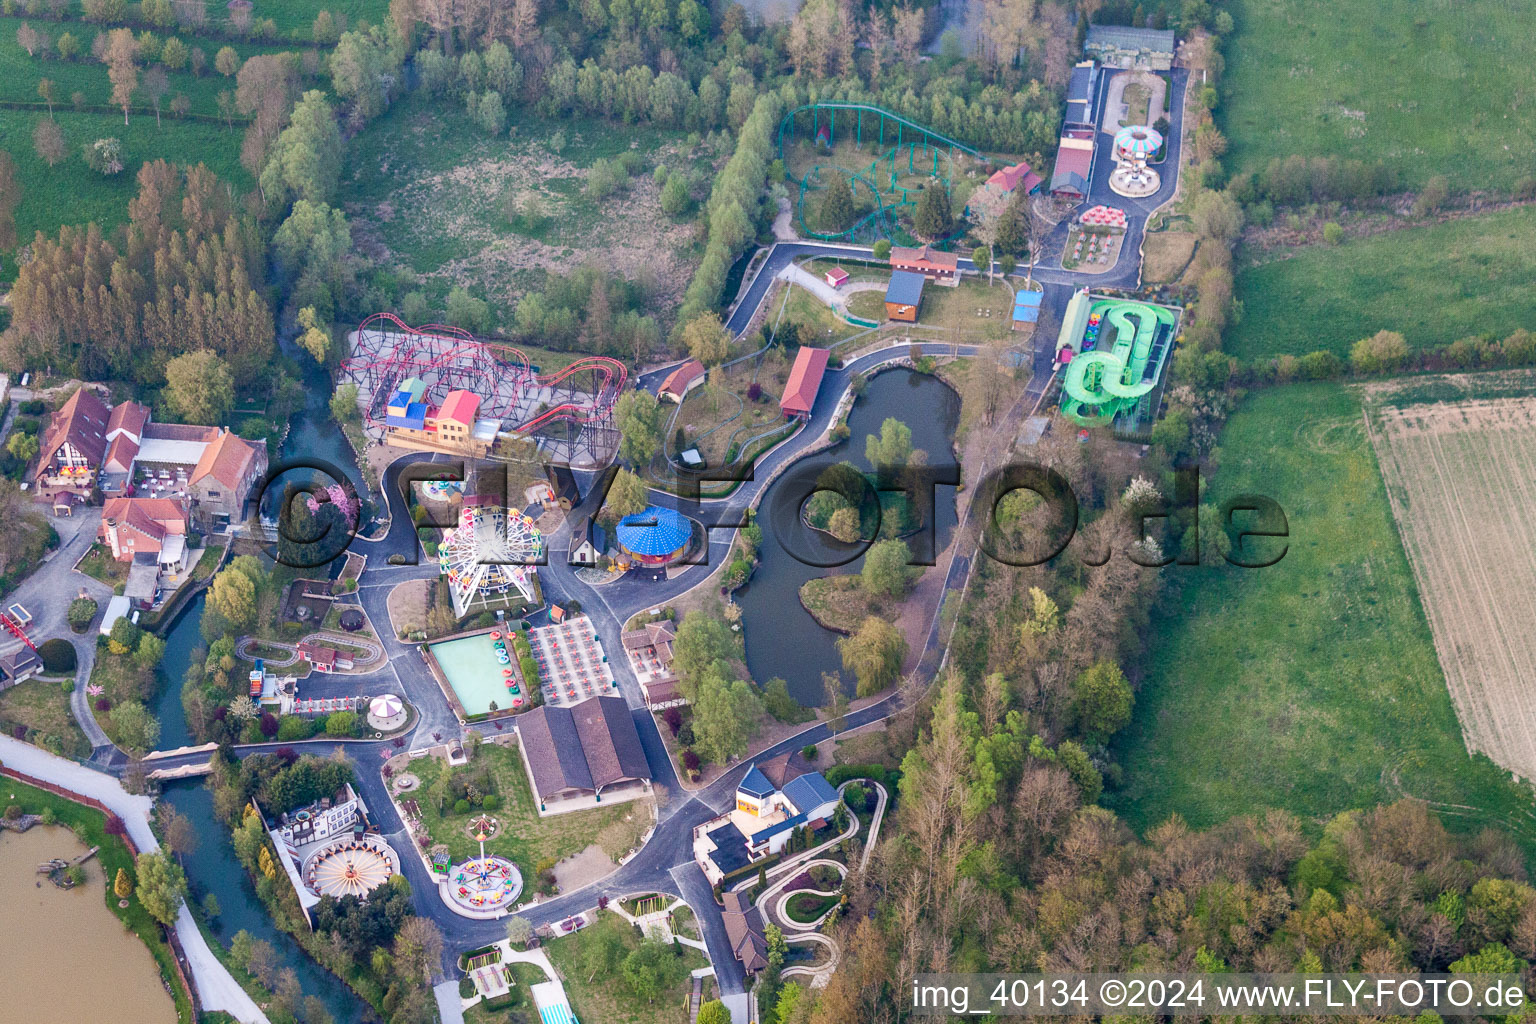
[0,735,270,1024]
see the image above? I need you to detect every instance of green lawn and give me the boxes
[1109,383,1536,850]
[0,776,195,1022]
[1222,0,1536,191]
[0,108,248,259]
[407,741,649,885]
[32,0,387,40]
[0,677,90,757]
[541,911,706,1024]
[0,23,307,116]
[1229,206,1536,362]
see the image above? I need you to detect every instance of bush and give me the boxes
[325,710,357,737]
[481,794,500,810]
[802,744,818,760]
[454,798,472,815]
[67,598,97,632]
[276,716,313,741]
[37,638,76,673]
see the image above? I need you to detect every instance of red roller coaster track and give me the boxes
[1,612,36,652]
[341,313,628,435]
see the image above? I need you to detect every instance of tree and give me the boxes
[392,916,444,984]
[1070,660,1133,741]
[1350,329,1411,375]
[822,671,849,733]
[505,915,533,948]
[872,239,892,261]
[827,505,861,543]
[602,468,649,523]
[660,174,689,218]
[621,936,682,1003]
[697,1000,731,1024]
[615,390,665,465]
[838,616,907,696]
[864,417,913,481]
[214,45,238,76]
[6,431,39,464]
[133,632,166,672]
[142,65,170,127]
[102,28,138,126]
[444,286,490,333]
[157,804,199,861]
[861,538,914,598]
[209,564,258,631]
[475,90,506,135]
[582,920,626,982]
[1413,174,1450,218]
[682,312,733,367]
[330,383,360,424]
[993,192,1028,255]
[912,182,953,240]
[36,78,54,118]
[1191,188,1243,243]
[163,350,235,423]
[114,866,134,900]
[296,306,331,363]
[134,850,187,926]
[258,90,342,210]
[818,176,855,233]
[692,675,763,764]
[111,700,160,752]
[160,36,187,71]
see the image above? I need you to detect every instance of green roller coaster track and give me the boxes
[779,103,1000,245]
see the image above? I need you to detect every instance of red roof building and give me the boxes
[823,267,849,288]
[658,360,706,403]
[889,245,959,281]
[986,161,1044,195]
[36,388,111,493]
[99,497,189,562]
[434,389,480,427]
[296,642,354,672]
[780,347,830,419]
[1049,129,1095,199]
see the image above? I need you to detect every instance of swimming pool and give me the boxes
[429,632,526,716]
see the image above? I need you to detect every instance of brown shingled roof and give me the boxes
[106,400,150,441]
[190,430,262,490]
[39,388,111,470]
[518,695,650,801]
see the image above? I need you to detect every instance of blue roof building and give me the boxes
[614,506,692,565]
[783,772,842,820]
[739,764,775,800]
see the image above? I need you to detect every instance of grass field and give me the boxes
[1367,395,1536,782]
[27,0,388,40]
[541,911,707,1024]
[0,22,304,114]
[407,741,650,883]
[343,95,703,325]
[1110,383,1536,849]
[1221,0,1536,192]
[1228,206,1536,361]
[0,677,90,757]
[0,109,248,257]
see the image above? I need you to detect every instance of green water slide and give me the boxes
[1060,300,1179,427]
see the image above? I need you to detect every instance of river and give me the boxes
[149,471,376,1022]
[735,369,960,704]
[0,826,177,1023]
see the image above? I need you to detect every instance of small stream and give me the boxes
[735,369,960,704]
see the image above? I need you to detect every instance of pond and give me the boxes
[0,826,176,1024]
[150,594,377,1024]
[734,369,960,705]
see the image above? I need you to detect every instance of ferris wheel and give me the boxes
[437,505,544,616]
